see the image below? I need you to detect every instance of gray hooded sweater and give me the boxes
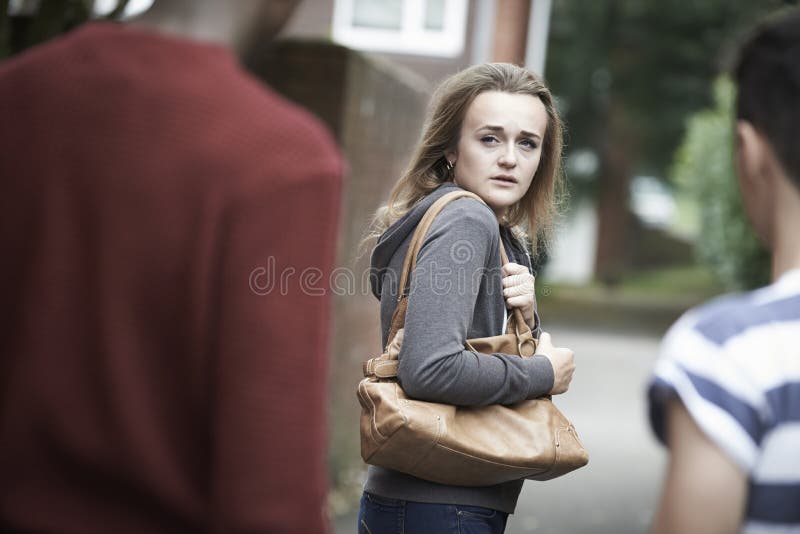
[364,183,555,513]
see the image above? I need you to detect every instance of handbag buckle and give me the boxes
[518,337,537,357]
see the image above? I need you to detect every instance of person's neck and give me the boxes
[770,175,800,280]
[127,3,246,53]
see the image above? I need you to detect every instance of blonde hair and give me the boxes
[363,62,565,256]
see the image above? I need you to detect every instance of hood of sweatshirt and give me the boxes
[369,183,459,299]
[369,183,530,299]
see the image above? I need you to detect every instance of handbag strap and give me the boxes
[384,190,532,351]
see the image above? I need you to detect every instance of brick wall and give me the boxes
[247,40,429,508]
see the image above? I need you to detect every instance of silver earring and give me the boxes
[445,160,456,181]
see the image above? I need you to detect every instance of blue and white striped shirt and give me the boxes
[649,268,800,534]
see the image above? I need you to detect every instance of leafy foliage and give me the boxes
[546,0,788,184]
[671,77,770,290]
[0,0,130,61]
[545,0,788,281]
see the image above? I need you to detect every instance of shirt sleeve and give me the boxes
[397,198,554,407]
[209,162,341,532]
[648,311,767,474]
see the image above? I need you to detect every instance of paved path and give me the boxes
[505,324,666,534]
[336,323,667,533]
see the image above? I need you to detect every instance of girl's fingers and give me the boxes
[501,262,527,276]
[503,284,533,298]
[502,273,535,288]
[505,295,534,309]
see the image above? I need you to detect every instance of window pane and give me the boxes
[353,0,403,30]
[424,0,445,31]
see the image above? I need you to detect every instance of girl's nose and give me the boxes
[498,143,517,168]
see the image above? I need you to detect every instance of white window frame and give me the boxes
[92,0,153,18]
[332,0,468,58]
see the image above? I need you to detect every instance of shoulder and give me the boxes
[661,292,751,351]
[649,282,800,471]
[414,195,500,265]
[245,88,342,181]
[655,289,775,396]
[193,66,343,198]
[664,280,800,354]
[428,196,499,235]
[686,290,772,347]
[172,74,343,201]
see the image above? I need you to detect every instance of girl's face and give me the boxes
[447,91,548,217]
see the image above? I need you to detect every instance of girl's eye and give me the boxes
[520,138,538,149]
[480,135,498,144]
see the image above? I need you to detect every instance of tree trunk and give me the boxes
[594,97,634,285]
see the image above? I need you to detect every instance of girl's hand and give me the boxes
[501,262,536,329]
[535,332,575,394]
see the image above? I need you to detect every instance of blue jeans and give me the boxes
[357,491,508,534]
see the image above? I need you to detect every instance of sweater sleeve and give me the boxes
[210,160,341,532]
[397,198,554,406]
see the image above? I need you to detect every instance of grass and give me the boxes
[541,263,723,301]
[537,263,726,333]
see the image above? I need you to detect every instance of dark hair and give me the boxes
[734,7,800,188]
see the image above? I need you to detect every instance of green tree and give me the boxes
[671,77,770,290]
[545,0,787,283]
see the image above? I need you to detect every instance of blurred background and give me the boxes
[2,0,792,532]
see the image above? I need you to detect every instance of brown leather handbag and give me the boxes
[358,190,588,487]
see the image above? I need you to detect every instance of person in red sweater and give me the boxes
[0,1,342,532]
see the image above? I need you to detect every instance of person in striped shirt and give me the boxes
[649,8,800,534]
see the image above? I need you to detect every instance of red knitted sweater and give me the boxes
[0,22,342,533]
